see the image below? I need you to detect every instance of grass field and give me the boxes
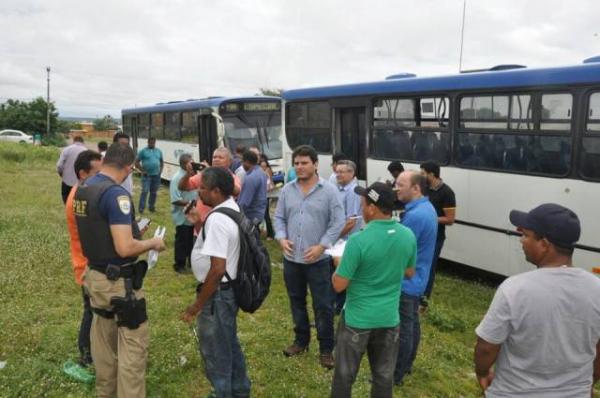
[0,142,504,397]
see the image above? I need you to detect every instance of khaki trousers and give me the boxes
[84,269,149,398]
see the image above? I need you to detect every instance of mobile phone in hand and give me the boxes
[137,217,151,231]
[191,162,205,172]
[184,200,197,214]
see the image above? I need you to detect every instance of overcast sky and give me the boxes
[1,0,599,118]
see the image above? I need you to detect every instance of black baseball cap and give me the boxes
[354,182,396,211]
[509,203,580,249]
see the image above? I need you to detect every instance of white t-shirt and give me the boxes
[476,266,600,397]
[191,198,240,283]
[235,165,246,183]
[121,174,133,196]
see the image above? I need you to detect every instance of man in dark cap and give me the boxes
[330,182,416,398]
[474,203,600,396]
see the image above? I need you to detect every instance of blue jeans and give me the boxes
[283,257,335,353]
[331,314,400,398]
[139,174,161,212]
[394,293,421,384]
[196,288,250,398]
[424,237,445,298]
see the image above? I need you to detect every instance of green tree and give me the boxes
[93,115,117,131]
[0,97,59,135]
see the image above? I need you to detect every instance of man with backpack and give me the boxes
[181,167,252,398]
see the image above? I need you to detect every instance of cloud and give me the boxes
[1,0,599,117]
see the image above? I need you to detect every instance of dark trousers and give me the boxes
[196,288,251,398]
[283,257,335,353]
[424,237,445,298]
[78,287,93,363]
[61,182,72,204]
[139,174,161,212]
[331,314,400,398]
[174,224,194,269]
[394,293,421,383]
[264,199,274,238]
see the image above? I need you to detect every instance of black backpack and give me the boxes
[202,207,272,313]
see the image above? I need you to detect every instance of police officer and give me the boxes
[74,143,165,397]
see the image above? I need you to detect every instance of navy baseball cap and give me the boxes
[354,182,395,211]
[509,203,580,249]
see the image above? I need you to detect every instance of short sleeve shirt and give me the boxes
[137,147,163,176]
[191,198,241,283]
[169,169,198,226]
[85,173,135,265]
[427,181,455,240]
[336,219,416,329]
[476,267,600,397]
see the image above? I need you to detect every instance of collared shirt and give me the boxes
[336,219,416,329]
[137,147,163,176]
[336,178,363,239]
[170,169,198,226]
[237,165,267,224]
[56,142,87,186]
[400,196,438,296]
[274,177,345,264]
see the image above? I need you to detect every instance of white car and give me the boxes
[0,129,33,144]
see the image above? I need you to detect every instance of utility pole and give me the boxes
[458,0,467,72]
[46,66,51,135]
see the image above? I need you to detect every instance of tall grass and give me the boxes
[0,141,558,397]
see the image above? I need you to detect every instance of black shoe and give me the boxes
[78,355,93,368]
[174,265,186,274]
[149,208,156,213]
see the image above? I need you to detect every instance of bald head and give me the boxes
[395,170,427,203]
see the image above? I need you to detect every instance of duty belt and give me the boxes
[89,263,135,280]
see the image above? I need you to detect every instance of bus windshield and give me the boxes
[222,112,282,159]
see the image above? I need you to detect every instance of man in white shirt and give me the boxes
[57,135,87,204]
[475,203,600,397]
[181,167,251,398]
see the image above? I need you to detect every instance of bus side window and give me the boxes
[581,92,600,180]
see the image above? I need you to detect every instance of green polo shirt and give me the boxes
[336,218,416,329]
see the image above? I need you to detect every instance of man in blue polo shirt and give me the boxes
[135,137,163,213]
[393,170,438,385]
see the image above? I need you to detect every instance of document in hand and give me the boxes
[148,226,166,269]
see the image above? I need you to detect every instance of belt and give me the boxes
[196,281,231,293]
[89,263,135,279]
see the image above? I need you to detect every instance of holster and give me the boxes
[132,260,148,290]
[110,278,147,329]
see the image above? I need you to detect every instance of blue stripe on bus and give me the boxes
[282,63,600,100]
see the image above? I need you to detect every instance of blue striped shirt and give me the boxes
[274,177,345,264]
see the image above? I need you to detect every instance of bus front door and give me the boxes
[337,107,367,181]
[198,114,218,163]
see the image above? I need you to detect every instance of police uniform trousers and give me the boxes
[84,269,149,398]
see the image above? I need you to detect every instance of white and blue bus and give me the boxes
[122,96,282,180]
[281,58,600,276]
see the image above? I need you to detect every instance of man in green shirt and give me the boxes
[331,182,416,398]
[135,137,163,213]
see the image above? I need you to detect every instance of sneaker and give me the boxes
[319,352,335,369]
[283,344,308,357]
